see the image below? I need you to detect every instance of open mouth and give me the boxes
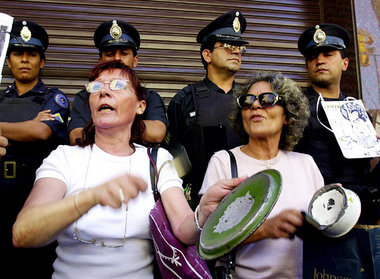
[98,104,115,112]
[250,114,264,121]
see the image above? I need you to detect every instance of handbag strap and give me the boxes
[226,150,238,178]
[147,147,164,279]
[226,150,238,275]
[148,147,159,202]
[149,147,238,275]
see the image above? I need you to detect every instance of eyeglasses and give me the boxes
[73,208,128,248]
[85,79,129,93]
[237,92,281,109]
[214,43,247,54]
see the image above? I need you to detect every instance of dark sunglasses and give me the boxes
[237,92,281,109]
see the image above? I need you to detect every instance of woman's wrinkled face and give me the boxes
[89,69,145,130]
[241,81,287,140]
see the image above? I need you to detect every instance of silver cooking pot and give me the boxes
[307,184,361,237]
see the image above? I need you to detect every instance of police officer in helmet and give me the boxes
[0,20,70,278]
[294,23,378,223]
[167,11,248,208]
[68,19,167,146]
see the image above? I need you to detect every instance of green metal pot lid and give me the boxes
[198,169,282,260]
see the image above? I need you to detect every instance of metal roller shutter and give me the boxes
[1,0,320,106]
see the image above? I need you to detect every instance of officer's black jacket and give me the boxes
[294,86,372,186]
[0,80,70,164]
[167,77,244,204]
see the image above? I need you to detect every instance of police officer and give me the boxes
[167,10,248,208]
[0,20,70,278]
[294,23,377,223]
[68,20,167,145]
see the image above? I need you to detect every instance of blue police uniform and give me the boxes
[68,19,168,143]
[0,84,70,279]
[0,20,70,279]
[167,11,248,208]
[0,80,70,279]
[0,80,69,156]
[167,78,243,206]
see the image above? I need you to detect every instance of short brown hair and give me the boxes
[77,60,146,148]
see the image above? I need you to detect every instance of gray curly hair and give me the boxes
[230,71,310,151]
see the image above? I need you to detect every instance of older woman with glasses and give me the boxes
[12,60,244,279]
[199,71,324,278]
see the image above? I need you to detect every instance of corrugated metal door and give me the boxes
[1,0,321,105]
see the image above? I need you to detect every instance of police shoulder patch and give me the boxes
[52,113,64,123]
[54,93,69,109]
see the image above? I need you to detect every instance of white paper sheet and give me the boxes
[0,13,14,84]
[321,98,380,158]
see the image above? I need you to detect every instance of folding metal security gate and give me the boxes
[1,0,321,105]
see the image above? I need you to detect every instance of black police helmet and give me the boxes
[94,20,140,55]
[197,10,248,46]
[8,20,49,56]
[298,23,350,57]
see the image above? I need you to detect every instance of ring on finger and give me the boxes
[119,188,125,203]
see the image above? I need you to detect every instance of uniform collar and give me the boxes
[204,77,235,94]
[307,86,346,100]
[5,79,47,96]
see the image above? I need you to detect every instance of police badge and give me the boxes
[110,20,122,40]
[54,93,69,109]
[233,11,240,33]
[20,21,32,42]
[313,25,326,45]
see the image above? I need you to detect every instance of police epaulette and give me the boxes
[194,80,210,97]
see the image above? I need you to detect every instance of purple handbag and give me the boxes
[148,148,212,279]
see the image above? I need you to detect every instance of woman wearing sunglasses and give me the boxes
[199,71,324,278]
[12,60,244,279]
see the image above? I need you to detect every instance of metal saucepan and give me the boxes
[306,184,361,237]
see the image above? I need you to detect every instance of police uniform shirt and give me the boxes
[68,87,168,133]
[294,86,371,186]
[0,79,70,193]
[169,77,242,141]
[167,77,244,194]
[0,79,69,141]
[168,77,242,148]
